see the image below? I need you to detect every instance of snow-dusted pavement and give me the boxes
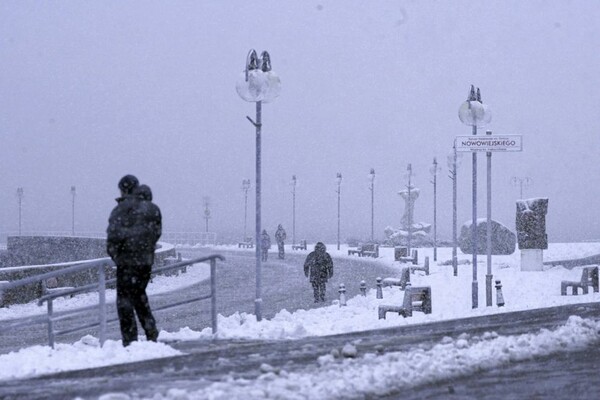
[1,243,600,399]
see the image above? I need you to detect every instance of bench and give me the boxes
[409,256,430,275]
[398,249,418,265]
[378,285,432,319]
[348,243,380,258]
[238,238,254,248]
[292,240,307,250]
[382,267,410,290]
[561,266,599,295]
[42,278,74,299]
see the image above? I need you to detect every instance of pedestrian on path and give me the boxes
[275,224,287,260]
[106,175,162,346]
[303,242,334,302]
[261,229,271,262]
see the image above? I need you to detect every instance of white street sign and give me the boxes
[455,135,523,152]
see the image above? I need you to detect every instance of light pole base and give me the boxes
[486,274,493,307]
[453,256,458,277]
[255,298,262,322]
[472,280,478,309]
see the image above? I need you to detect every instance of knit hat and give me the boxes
[118,174,139,194]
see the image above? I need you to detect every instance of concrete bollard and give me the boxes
[495,280,505,307]
[338,283,347,306]
[424,256,430,275]
[376,277,383,299]
[359,280,367,296]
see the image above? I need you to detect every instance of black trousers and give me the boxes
[311,280,327,302]
[277,242,285,259]
[116,265,158,346]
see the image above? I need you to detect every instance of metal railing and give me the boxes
[0,254,224,348]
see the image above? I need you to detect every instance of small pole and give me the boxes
[98,263,107,347]
[452,142,458,276]
[495,280,505,307]
[376,277,383,299]
[424,256,430,275]
[471,124,479,309]
[338,283,347,306]
[359,280,367,296]
[211,257,217,333]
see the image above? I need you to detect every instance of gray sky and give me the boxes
[1,1,599,244]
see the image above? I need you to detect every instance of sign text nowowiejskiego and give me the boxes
[455,135,523,152]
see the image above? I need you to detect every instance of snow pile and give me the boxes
[0,335,180,381]
[151,316,600,400]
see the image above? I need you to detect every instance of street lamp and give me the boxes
[16,187,24,236]
[336,173,343,251]
[447,146,463,276]
[203,197,211,233]
[458,84,492,309]
[429,158,441,262]
[290,175,297,246]
[511,176,532,199]
[71,186,76,236]
[242,179,251,241]
[236,49,281,322]
[368,168,375,242]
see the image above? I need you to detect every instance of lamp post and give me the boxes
[71,186,76,236]
[458,85,492,309]
[336,173,343,251]
[430,158,441,262]
[511,176,532,199]
[291,175,297,246]
[203,196,211,233]
[447,146,463,276]
[242,179,251,241]
[405,164,413,255]
[17,187,24,236]
[236,49,281,322]
[368,168,375,242]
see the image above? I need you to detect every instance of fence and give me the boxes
[0,231,218,248]
[0,254,224,348]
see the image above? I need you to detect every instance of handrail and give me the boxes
[0,254,225,348]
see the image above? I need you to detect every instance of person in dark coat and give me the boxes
[106,175,161,346]
[260,229,271,261]
[303,242,334,303]
[275,224,287,260]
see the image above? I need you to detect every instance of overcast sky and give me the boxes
[1,1,599,244]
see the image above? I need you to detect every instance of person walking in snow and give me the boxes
[275,224,287,260]
[106,175,162,346]
[260,229,271,261]
[303,242,334,303]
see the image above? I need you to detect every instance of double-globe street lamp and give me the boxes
[511,176,532,199]
[71,186,76,236]
[242,179,251,241]
[336,173,343,251]
[17,187,24,236]
[430,158,441,262]
[368,168,375,242]
[236,49,281,322]
[290,175,297,246]
[458,85,492,309]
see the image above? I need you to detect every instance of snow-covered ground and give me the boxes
[2,243,600,399]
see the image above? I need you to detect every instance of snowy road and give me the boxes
[1,301,599,399]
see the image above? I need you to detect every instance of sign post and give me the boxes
[456,133,523,306]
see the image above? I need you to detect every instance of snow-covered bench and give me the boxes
[292,240,307,250]
[238,238,254,248]
[348,243,379,258]
[398,249,418,265]
[409,256,429,275]
[378,284,432,319]
[561,266,599,295]
[382,267,410,290]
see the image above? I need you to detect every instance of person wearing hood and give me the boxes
[106,175,161,347]
[260,229,271,261]
[303,242,334,303]
[275,224,287,260]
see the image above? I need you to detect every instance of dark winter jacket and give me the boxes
[106,188,162,267]
[304,242,334,283]
[261,231,271,250]
[275,225,287,244]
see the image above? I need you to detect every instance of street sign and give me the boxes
[455,135,523,152]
